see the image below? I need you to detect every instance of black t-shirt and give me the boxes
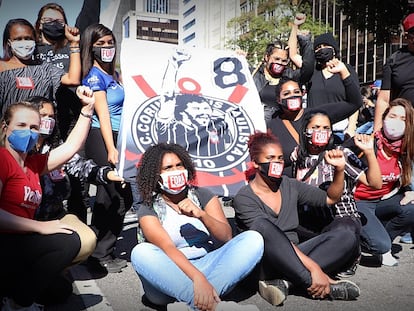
[382,47,414,105]
[267,115,302,177]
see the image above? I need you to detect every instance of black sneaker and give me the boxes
[112,257,127,269]
[258,279,288,306]
[329,280,360,300]
[99,259,123,273]
[336,255,360,278]
[87,257,122,273]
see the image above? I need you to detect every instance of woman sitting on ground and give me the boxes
[130,142,264,311]
[233,131,360,307]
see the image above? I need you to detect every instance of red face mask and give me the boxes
[305,129,331,147]
[269,62,286,76]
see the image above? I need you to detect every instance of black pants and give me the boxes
[0,232,80,306]
[85,128,132,261]
[249,218,359,289]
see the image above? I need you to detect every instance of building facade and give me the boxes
[121,0,409,84]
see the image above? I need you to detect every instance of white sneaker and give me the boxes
[1,298,44,311]
[215,301,259,311]
[167,302,192,311]
[381,251,398,266]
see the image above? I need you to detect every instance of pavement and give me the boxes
[46,202,414,311]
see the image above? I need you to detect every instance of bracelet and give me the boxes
[80,111,93,119]
[70,48,81,54]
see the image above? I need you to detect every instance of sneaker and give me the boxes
[329,280,360,300]
[381,251,398,267]
[215,301,259,310]
[336,255,360,278]
[87,257,122,273]
[111,256,127,269]
[400,232,413,244]
[167,302,192,311]
[258,279,288,306]
[2,297,44,311]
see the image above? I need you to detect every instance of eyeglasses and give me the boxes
[41,17,65,25]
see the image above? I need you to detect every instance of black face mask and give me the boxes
[258,162,283,192]
[42,21,65,41]
[93,46,116,63]
[315,47,335,64]
[280,96,302,111]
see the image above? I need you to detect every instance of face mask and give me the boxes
[9,40,35,60]
[280,96,302,111]
[159,169,189,195]
[383,118,405,140]
[305,129,331,147]
[8,129,39,153]
[268,62,286,77]
[93,46,115,63]
[42,21,65,40]
[315,47,335,64]
[258,162,284,192]
[39,117,55,136]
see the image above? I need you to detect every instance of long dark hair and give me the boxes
[80,23,117,79]
[382,98,414,186]
[35,3,68,51]
[296,109,335,169]
[137,143,197,205]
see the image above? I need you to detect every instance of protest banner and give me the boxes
[118,39,265,197]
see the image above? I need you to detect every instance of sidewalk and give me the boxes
[48,204,414,311]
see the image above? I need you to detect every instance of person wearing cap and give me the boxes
[374,13,414,131]
[305,32,363,144]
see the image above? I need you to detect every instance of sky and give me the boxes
[0,0,112,57]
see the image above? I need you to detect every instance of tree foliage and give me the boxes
[336,0,413,44]
[226,0,331,66]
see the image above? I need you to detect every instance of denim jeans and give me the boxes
[357,193,414,254]
[131,230,264,307]
[356,121,374,135]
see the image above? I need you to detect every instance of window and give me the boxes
[146,0,169,14]
[183,32,195,43]
[183,19,195,31]
[183,5,195,18]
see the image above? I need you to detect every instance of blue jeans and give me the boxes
[357,193,414,254]
[356,121,374,135]
[130,230,264,306]
[129,178,143,212]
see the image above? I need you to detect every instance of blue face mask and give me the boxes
[8,129,39,153]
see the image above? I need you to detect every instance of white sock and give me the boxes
[382,250,398,266]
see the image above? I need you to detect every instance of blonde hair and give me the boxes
[0,102,39,147]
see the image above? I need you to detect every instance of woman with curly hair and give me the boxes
[130,142,264,311]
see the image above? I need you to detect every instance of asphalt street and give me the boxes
[47,204,414,311]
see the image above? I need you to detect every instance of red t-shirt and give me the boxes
[0,148,48,219]
[354,149,400,200]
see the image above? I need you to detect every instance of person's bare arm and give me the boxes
[46,86,94,172]
[288,13,306,68]
[177,195,232,244]
[374,89,390,131]
[324,149,346,204]
[354,134,382,189]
